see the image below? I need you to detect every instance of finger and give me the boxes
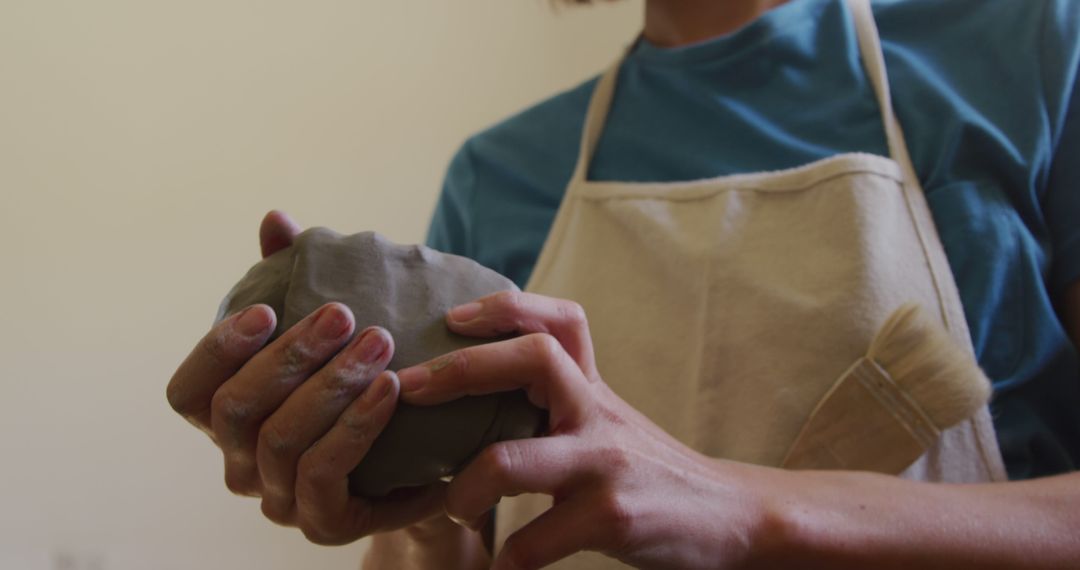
[446,291,598,378]
[444,437,583,530]
[167,304,276,434]
[211,302,354,496]
[295,370,397,518]
[294,372,443,540]
[397,333,592,431]
[494,496,607,570]
[257,327,394,523]
[259,210,301,258]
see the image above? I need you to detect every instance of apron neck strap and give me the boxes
[570,55,623,184]
[571,0,923,191]
[847,0,922,190]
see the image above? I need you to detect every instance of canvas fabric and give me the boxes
[498,0,1007,566]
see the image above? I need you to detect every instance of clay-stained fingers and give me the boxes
[166,304,277,435]
[397,333,594,431]
[446,291,598,379]
[167,209,300,433]
[294,370,397,512]
[211,302,355,496]
[444,437,583,531]
[493,496,612,570]
[293,372,443,540]
[256,327,394,522]
[259,210,302,258]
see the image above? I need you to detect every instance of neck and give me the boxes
[643,0,791,47]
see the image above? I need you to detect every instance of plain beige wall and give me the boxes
[0,1,641,568]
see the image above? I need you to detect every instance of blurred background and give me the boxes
[0,1,640,568]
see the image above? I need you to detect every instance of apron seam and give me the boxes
[574,152,902,194]
[578,167,905,203]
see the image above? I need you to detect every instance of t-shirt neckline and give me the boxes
[629,0,832,67]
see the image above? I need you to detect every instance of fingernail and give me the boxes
[354,328,388,364]
[314,304,351,340]
[449,302,483,323]
[235,306,273,337]
[396,365,431,393]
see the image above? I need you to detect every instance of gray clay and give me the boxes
[216,228,547,497]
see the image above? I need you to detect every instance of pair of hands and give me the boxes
[167,211,767,569]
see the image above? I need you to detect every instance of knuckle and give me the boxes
[281,341,316,374]
[479,443,517,486]
[559,300,588,328]
[296,451,329,488]
[258,420,295,457]
[595,491,636,541]
[322,368,358,396]
[260,497,294,526]
[300,524,340,546]
[593,446,631,474]
[165,381,193,416]
[341,408,375,439]
[440,349,470,378]
[528,333,563,366]
[223,466,258,496]
[322,359,378,398]
[492,290,523,313]
[489,291,527,333]
[211,390,253,428]
[299,514,365,547]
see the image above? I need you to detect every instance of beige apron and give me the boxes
[501,0,1006,566]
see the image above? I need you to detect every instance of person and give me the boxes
[167,0,1080,567]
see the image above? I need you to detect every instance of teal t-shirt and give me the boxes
[427,0,1080,479]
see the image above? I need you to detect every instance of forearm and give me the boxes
[753,467,1080,569]
[363,515,489,570]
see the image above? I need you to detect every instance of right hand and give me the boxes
[165,211,446,545]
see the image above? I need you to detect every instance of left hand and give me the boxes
[396,291,774,570]
[167,211,450,546]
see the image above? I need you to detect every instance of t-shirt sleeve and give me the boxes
[425,141,476,258]
[1043,0,1080,297]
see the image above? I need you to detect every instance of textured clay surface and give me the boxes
[217,228,546,497]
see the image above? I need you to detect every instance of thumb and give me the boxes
[259,210,302,258]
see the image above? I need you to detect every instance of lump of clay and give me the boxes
[216,227,547,497]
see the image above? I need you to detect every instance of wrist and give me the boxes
[693,457,799,569]
[715,465,1080,570]
[741,468,928,569]
[699,457,854,569]
[729,463,804,569]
